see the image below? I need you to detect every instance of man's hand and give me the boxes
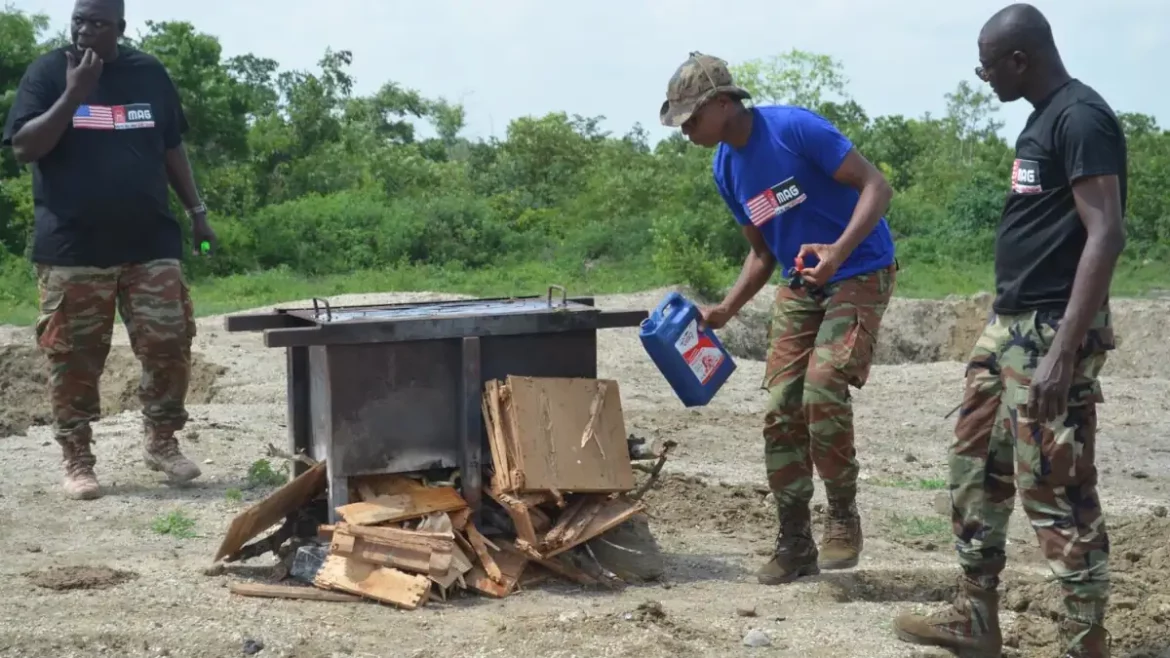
[699,304,734,330]
[64,49,102,102]
[795,242,844,287]
[191,214,217,256]
[1027,349,1076,424]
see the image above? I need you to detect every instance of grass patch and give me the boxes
[150,509,197,539]
[888,513,951,541]
[0,255,1166,327]
[246,458,288,489]
[873,476,948,491]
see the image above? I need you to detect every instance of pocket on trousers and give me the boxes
[179,280,197,340]
[35,288,72,355]
[834,309,878,389]
[1035,403,1097,487]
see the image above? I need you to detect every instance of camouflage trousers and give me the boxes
[761,264,896,510]
[34,259,198,450]
[949,306,1114,624]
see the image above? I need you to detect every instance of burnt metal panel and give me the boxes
[324,340,462,477]
[308,346,332,467]
[479,331,598,381]
[285,346,312,478]
[459,337,483,515]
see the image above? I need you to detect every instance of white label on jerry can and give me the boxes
[675,320,725,384]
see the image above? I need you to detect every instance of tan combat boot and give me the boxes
[143,429,201,482]
[892,573,1002,657]
[758,504,820,585]
[59,436,101,500]
[819,492,863,569]
[1059,618,1111,658]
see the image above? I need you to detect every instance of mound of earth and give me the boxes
[0,344,225,438]
[24,565,138,591]
[1002,515,1170,658]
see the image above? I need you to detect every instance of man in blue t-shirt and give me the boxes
[659,52,898,586]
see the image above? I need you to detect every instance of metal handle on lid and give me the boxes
[547,285,567,308]
[311,297,332,321]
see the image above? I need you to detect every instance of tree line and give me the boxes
[1,9,1167,304]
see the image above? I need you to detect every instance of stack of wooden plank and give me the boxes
[312,474,528,608]
[219,375,653,609]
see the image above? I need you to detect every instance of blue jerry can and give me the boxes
[638,291,737,407]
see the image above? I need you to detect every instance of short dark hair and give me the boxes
[982,3,1057,55]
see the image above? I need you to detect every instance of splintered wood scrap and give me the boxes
[329,523,454,578]
[482,380,514,493]
[542,496,648,560]
[539,389,557,476]
[313,554,431,610]
[415,512,453,535]
[508,540,600,587]
[541,495,591,549]
[579,380,609,459]
[214,461,328,563]
[465,544,527,599]
[447,507,471,531]
[334,487,467,526]
[630,439,679,501]
[500,383,527,491]
[484,486,540,547]
[350,473,429,502]
[430,540,473,594]
[556,497,607,548]
[464,522,503,584]
[229,581,363,603]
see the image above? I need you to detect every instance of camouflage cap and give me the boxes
[659,51,751,128]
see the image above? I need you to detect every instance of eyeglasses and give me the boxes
[975,50,1018,81]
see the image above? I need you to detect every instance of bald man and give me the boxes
[893,4,1126,657]
[2,0,216,499]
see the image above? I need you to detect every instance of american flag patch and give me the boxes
[745,190,780,226]
[73,104,115,129]
[72,104,155,130]
[745,177,807,227]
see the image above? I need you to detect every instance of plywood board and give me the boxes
[313,554,430,609]
[505,377,635,493]
[214,461,327,562]
[335,487,467,526]
[228,581,363,603]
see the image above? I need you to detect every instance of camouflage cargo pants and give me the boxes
[762,263,896,510]
[949,306,1114,625]
[34,259,197,449]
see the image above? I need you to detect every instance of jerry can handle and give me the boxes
[650,291,684,322]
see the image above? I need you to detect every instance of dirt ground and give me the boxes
[1,286,1168,658]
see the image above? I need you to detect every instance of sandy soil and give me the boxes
[1,286,1168,658]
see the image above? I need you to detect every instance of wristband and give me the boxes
[185,203,207,218]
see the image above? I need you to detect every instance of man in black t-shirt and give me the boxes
[1,0,218,500]
[893,4,1126,658]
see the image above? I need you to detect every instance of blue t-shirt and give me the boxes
[712,105,896,284]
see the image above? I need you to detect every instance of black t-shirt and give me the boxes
[993,78,1128,314]
[1,45,189,267]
